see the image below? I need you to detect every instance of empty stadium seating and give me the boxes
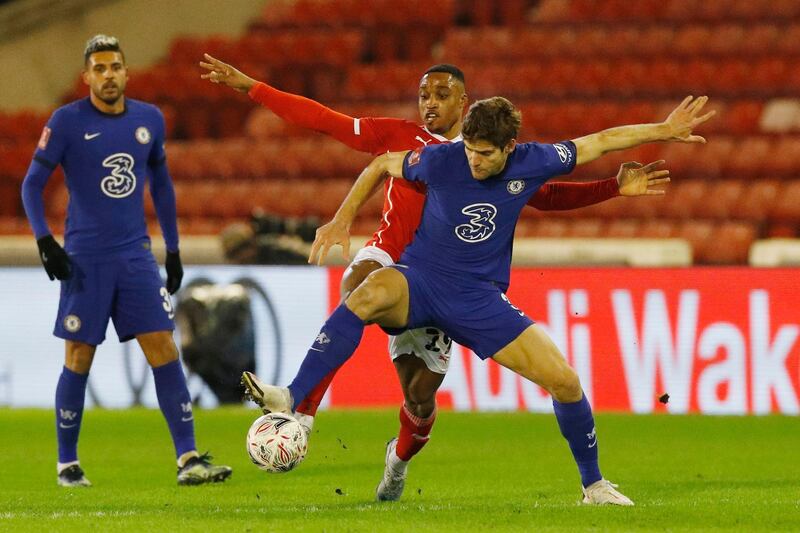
[2,0,799,263]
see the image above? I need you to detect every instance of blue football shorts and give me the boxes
[53,248,175,345]
[385,263,533,360]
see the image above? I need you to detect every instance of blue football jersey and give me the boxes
[33,98,167,254]
[401,140,577,290]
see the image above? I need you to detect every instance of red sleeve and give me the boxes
[248,82,380,153]
[527,178,620,211]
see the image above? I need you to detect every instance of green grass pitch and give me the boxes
[1,408,797,532]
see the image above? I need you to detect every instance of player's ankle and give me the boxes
[388,450,409,474]
[57,460,80,474]
[177,450,199,468]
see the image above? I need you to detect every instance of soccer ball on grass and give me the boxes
[246,412,308,473]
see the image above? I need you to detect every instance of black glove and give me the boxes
[165,250,183,295]
[36,235,72,280]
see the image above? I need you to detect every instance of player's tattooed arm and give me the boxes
[571,95,716,165]
[309,150,409,265]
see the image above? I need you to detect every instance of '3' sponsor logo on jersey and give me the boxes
[101,152,136,198]
[455,203,497,243]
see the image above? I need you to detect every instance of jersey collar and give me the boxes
[85,97,129,118]
[423,126,462,143]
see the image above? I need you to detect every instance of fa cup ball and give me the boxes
[246,412,308,473]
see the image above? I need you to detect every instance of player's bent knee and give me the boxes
[346,272,403,321]
[548,367,583,403]
[341,260,383,298]
[406,384,436,409]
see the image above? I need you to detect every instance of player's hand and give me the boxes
[616,160,670,197]
[309,219,351,266]
[165,250,183,294]
[662,95,716,143]
[36,235,72,281]
[199,54,257,93]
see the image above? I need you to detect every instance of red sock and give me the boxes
[294,366,338,416]
[395,403,436,461]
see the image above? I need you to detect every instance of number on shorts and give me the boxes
[424,328,452,353]
[160,287,175,319]
[500,293,524,316]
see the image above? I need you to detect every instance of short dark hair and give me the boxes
[462,97,521,149]
[84,34,124,64]
[423,64,465,85]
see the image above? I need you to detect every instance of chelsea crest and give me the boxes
[507,180,525,194]
[135,126,151,144]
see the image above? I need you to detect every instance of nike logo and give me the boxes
[59,423,77,429]
[309,347,324,352]
[181,416,194,422]
[84,132,101,140]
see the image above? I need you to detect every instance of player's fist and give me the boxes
[165,250,183,294]
[36,235,72,281]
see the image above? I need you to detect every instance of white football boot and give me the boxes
[57,464,91,487]
[241,371,293,414]
[376,438,407,502]
[581,479,634,506]
[293,412,314,440]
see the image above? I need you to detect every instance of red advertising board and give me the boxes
[326,268,800,415]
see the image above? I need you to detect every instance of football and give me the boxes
[246,413,308,473]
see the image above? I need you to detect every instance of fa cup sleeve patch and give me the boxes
[38,126,52,150]
[407,146,424,167]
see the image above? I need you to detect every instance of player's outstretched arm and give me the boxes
[572,96,716,165]
[200,54,380,153]
[309,151,409,265]
[529,160,670,210]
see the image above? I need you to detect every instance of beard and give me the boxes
[94,84,123,105]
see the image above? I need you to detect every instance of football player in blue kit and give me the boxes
[249,94,713,504]
[20,35,231,487]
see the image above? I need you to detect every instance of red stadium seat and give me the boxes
[660,180,709,219]
[530,219,570,238]
[676,219,715,262]
[605,219,641,238]
[700,221,757,264]
[638,219,677,239]
[568,218,604,237]
[771,180,800,223]
[702,181,745,220]
[734,179,780,221]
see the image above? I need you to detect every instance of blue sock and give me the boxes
[55,366,89,464]
[152,360,196,458]
[287,304,364,410]
[552,394,602,487]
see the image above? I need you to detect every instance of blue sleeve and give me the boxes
[402,144,443,184]
[21,160,55,239]
[32,108,69,170]
[148,110,179,252]
[511,140,577,179]
[148,108,167,167]
[21,110,69,239]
